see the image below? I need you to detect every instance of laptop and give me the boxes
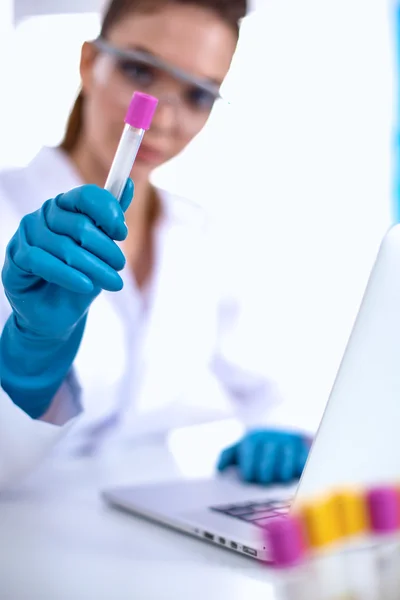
[103,224,400,561]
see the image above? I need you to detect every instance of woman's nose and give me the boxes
[150,97,178,133]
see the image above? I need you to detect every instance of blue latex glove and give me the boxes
[0,181,133,418]
[217,429,312,485]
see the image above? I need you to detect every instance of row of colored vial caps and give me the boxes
[263,485,400,599]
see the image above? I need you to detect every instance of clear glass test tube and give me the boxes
[264,515,318,600]
[104,91,158,202]
[333,489,379,600]
[300,495,350,600]
[365,487,400,600]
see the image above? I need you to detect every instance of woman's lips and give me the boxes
[136,144,165,165]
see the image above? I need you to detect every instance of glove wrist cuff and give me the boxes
[13,313,82,344]
[0,314,86,418]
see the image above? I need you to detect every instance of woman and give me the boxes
[0,0,311,485]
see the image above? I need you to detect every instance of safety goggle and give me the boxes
[92,37,225,124]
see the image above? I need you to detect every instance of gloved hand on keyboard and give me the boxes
[0,181,133,418]
[217,429,312,485]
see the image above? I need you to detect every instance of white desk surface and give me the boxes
[0,427,284,600]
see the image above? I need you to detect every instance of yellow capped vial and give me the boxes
[332,489,369,538]
[300,495,343,549]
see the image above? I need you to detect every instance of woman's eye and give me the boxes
[118,60,154,87]
[186,87,217,111]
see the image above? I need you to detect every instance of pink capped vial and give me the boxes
[263,515,308,568]
[124,92,158,130]
[365,486,400,534]
[105,92,159,201]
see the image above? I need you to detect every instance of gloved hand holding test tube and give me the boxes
[105,91,159,202]
[0,92,157,420]
[72,91,159,454]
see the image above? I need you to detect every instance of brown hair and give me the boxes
[60,0,246,153]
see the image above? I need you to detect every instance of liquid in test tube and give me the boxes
[104,91,159,202]
[264,515,317,600]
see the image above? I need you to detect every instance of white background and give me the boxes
[0,0,396,431]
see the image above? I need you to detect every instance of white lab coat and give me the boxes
[0,147,280,481]
[0,190,81,487]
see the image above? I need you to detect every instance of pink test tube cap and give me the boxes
[366,486,400,533]
[125,92,159,130]
[264,515,307,568]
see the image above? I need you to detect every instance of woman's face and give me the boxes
[80,3,238,180]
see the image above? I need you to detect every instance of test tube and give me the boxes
[264,515,316,600]
[366,486,400,600]
[300,495,349,599]
[104,91,159,202]
[333,489,379,600]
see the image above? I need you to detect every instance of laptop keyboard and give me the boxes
[210,498,292,528]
